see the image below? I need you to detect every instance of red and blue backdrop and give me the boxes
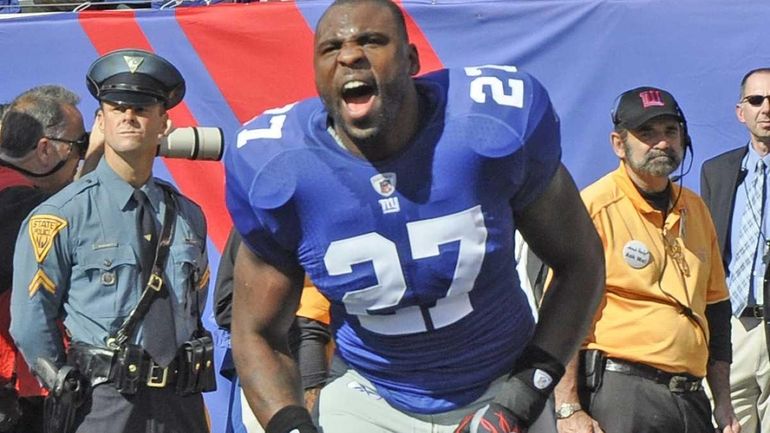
[1,1,768,431]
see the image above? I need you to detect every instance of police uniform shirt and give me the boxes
[9,157,209,366]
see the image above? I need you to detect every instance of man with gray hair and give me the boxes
[0,85,98,433]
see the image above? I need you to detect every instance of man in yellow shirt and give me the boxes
[554,86,739,433]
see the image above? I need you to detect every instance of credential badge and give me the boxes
[370,173,396,197]
[623,239,651,269]
[123,55,144,74]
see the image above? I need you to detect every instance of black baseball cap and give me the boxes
[612,86,684,130]
[86,49,185,109]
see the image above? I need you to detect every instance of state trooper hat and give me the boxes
[86,49,185,109]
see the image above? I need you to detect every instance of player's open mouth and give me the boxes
[342,80,376,120]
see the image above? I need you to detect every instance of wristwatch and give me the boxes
[555,402,582,419]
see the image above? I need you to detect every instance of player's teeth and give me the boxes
[343,81,366,90]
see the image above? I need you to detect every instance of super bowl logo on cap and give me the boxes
[370,173,400,214]
[123,55,144,74]
[623,240,651,269]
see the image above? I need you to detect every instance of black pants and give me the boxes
[584,370,712,433]
[12,396,44,433]
[73,383,208,433]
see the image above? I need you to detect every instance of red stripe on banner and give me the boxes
[396,1,444,73]
[78,12,230,252]
[78,10,152,53]
[177,4,318,125]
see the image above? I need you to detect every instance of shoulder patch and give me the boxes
[28,215,67,263]
[28,269,56,297]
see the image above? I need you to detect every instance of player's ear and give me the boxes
[408,43,420,76]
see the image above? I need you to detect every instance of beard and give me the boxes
[624,142,683,177]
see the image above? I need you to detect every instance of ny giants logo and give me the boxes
[639,90,665,108]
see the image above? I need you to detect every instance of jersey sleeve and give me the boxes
[443,67,561,211]
[224,111,303,274]
[10,203,70,366]
[507,73,562,212]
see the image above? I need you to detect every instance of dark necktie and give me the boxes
[133,189,177,367]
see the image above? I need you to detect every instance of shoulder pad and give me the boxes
[226,100,321,210]
[424,66,556,159]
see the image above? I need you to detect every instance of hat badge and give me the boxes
[123,55,144,74]
[639,90,665,108]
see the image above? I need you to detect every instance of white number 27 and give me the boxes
[324,206,487,335]
[465,64,524,108]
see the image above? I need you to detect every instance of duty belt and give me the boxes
[740,305,764,319]
[67,342,178,389]
[604,358,703,393]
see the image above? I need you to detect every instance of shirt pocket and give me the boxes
[170,243,202,311]
[73,245,140,318]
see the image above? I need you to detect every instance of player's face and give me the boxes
[737,71,770,148]
[621,116,684,178]
[314,1,418,146]
[99,101,168,156]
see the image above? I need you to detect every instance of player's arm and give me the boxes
[456,165,604,433]
[231,243,318,433]
[518,164,604,364]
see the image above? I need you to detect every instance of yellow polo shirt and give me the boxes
[582,163,729,377]
[297,275,331,325]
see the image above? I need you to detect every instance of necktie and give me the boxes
[731,159,766,316]
[133,189,177,367]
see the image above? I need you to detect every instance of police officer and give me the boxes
[10,49,211,433]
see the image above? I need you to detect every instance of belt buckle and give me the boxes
[148,274,163,292]
[752,305,764,319]
[668,375,686,392]
[146,362,168,388]
[668,375,699,393]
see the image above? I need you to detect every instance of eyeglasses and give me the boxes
[741,95,770,107]
[44,132,89,159]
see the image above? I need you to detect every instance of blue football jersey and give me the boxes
[225,66,561,414]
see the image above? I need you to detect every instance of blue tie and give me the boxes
[731,159,766,316]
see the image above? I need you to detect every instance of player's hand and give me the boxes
[454,403,525,433]
[556,410,603,433]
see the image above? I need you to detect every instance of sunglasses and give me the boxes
[742,95,770,107]
[44,132,89,159]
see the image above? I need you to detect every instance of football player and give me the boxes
[225,1,605,432]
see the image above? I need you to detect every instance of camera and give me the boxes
[158,127,224,161]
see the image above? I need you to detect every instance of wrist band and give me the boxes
[264,405,317,433]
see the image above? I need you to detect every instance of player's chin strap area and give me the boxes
[455,345,565,433]
[0,157,69,178]
[264,405,318,433]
